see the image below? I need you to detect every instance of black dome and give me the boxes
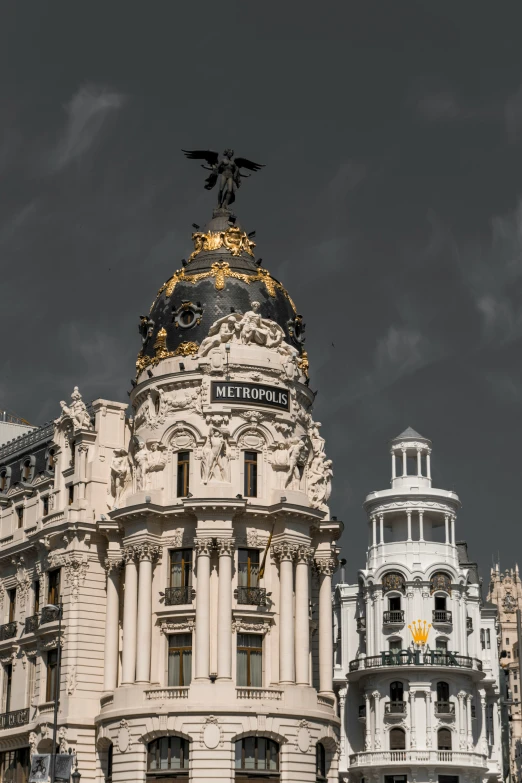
[137,209,305,372]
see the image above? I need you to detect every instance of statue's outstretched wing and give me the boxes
[182,149,220,165]
[234,157,264,172]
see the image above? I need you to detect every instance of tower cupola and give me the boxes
[390,426,432,490]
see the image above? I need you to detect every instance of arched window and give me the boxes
[106,742,113,782]
[316,743,327,782]
[436,681,449,702]
[390,681,404,702]
[438,728,452,750]
[235,737,279,776]
[389,728,406,751]
[147,736,189,775]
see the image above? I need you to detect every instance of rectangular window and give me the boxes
[46,649,58,702]
[169,550,192,588]
[507,638,510,645]
[167,633,192,687]
[515,685,518,694]
[16,506,23,529]
[244,452,258,497]
[238,549,260,588]
[177,452,190,497]
[384,777,408,783]
[68,485,74,506]
[480,629,485,650]
[7,589,16,623]
[438,778,459,783]
[2,664,12,713]
[515,671,518,680]
[486,629,491,649]
[0,749,30,782]
[42,495,49,517]
[48,569,61,605]
[237,634,263,687]
[34,581,40,615]
[27,657,36,707]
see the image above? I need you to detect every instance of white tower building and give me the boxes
[334,428,503,783]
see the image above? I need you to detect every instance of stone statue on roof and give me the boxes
[182,148,264,208]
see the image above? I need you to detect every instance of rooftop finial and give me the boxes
[182,148,264,209]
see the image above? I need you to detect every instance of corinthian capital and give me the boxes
[313,556,337,576]
[216,538,235,557]
[134,543,161,562]
[104,555,123,574]
[122,547,136,564]
[194,537,214,557]
[296,545,314,564]
[271,541,299,562]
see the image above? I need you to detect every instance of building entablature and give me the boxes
[364,492,460,516]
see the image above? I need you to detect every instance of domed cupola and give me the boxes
[136,206,305,377]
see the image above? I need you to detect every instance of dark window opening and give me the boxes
[0,748,29,782]
[389,728,406,751]
[235,737,279,773]
[177,452,190,497]
[2,663,12,713]
[437,681,450,701]
[435,595,446,611]
[48,569,61,605]
[316,743,327,782]
[169,550,192,588]
[147,736,189,774]
[42,495,49,517]
[68,485,74,506]
[7,589,16,623]
[34,581,40,615]
[390,681,404,702]
[237,634,262,687]
[389,595,401,611]
[106,742,113,782]
[438,728,452,751]
[244,452,258,498]
[46,649,58,702]
[16,507,23,529]
[238,549,259,588]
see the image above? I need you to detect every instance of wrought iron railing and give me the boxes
[383,610,404,624]
[164,586,193,606]
[0,622,17,641]
[235,587,267,607]
[385,701,406,714]
[0,708,29,729]
[349,651,482,673]
[435,701,455,715]
[432,609,452,624]
[40,606,60,624]
[24,615,39,634]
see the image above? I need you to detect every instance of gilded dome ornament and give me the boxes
[187,226,256,263]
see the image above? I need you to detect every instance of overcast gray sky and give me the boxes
[1,2,522,587]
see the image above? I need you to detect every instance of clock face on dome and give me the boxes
[503,593,516,612]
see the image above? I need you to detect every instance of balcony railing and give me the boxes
[145,687,189,701]
[40,606,60,624]
[435,701,455,715]
[467,617,473,631]
[383,610,404,625]
[356,617,366,632]
[235,587,267,607]
[432,609,452,624]
[236,687,283,701]
[24,615,39,635]
[349,651,482,673]
[164,586,194,606]
[385,701,406,714]
[0,622,17,641]
[349,750,487,768]
[0,708,29,729]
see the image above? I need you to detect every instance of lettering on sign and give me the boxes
[211,382,289,411]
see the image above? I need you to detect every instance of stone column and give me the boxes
[121,548,138,685]
[402,448,407,476]
[479,690,487,754]
[315,556,336,695]
[273,542,297,685]
[417,449,422,476]
[425,689,432,748]
[407,510,412,542]
[194,538,213,680]
[372,516,377,547]
[391,452,396,480]
[364,691,371,750]
[427,452,431,480]
[409,690,416,748]
[419,510,424,541]
[135,544,160,684]
[458,691,466,749]
[444,514,449,544]
[373,691,381,749]
[295,546,313,686]
[379,514,384,545]
[103,558,121,692]
[216,538,234,681]
[77,445,88,500]
[466,694,473,750]
[338,687,347,767]
[451,516,456,545]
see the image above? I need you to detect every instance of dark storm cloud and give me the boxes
[1,1,522,585]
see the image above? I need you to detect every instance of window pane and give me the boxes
[159,737,169,770]
[237,649,248,687]
[250,651,262,687]
[168,650,180,687]
[170,736,181,769]
[268,740,278,771]
[244,737,255,770]
[257,737,267,770]
[238,550,248,587]
[182,649,192,686]
[235,741,242,769]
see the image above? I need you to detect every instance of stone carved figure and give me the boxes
[182,148,264,209]
[201,427,230,483]
[308,456,333,511]
[199,317,237,356]
[158,386,202,417]
[107,449,131,508]
[144,442,167,490]
[55,387,93,431]
[285,437,308,490]
[138,315,155,345]
[200,306,294,357]
[133,442,149,492]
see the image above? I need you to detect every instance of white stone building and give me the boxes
[0,204,341,781]
[334,428,503,783]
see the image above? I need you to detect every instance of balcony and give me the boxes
[432,609,452,625]
[349,651,483,675]
[145,687,189,701]
[0,708,29,729]
[350,750,487,768]
[24,615,39,634]
[235,587,267,607]
[0,622,17,641]
[385,701,406,715]
[40,606,60,624]
[164,586,194,606]
[356,617,366,632]
[236,687,283,701]
[383,610,404,625]
[435,701,455,716]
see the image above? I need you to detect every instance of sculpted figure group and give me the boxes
[55,387,93,431]
[107,440,167,508]
[199,303,295,357]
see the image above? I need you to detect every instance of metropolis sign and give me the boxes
[211,381,289,410]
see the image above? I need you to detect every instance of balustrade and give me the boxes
[432,609,452,624]
[0,622,17,641]
[235,586,267,607]
[164,586,194,606]
[435,701,455,715]
[349,651,482,672]
[24,615,39,634]
[385,701,406,714]
[0,708,29,729]
[383,610,404,625]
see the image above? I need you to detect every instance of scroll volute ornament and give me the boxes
[382,572,405,595]
[430,572,452,595]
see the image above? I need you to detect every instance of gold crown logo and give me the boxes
[408,619,431,645]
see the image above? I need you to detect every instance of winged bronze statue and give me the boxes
[182,148,264,209]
